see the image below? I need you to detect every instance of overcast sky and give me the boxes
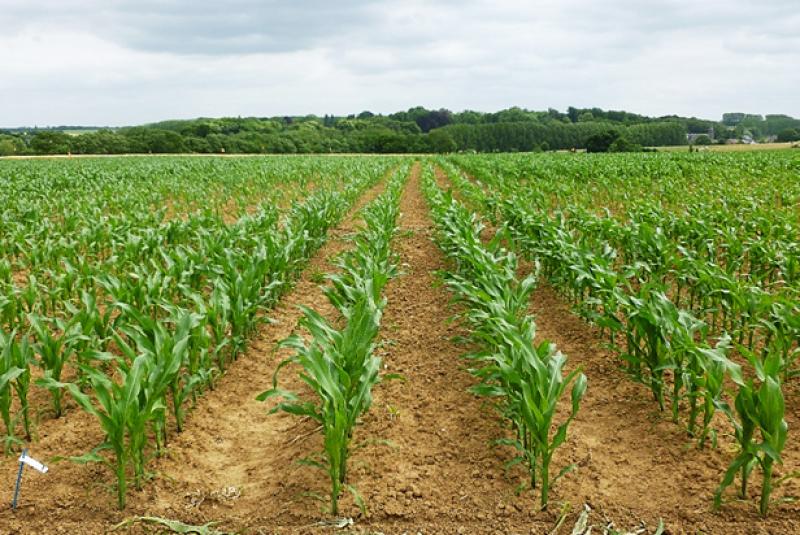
[2,0,798,126]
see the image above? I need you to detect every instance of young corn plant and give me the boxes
[0,330,27,452]
[618,287,678,412]
[666,310,708,425]
[189,283,230,380]
[259,180,402,516]
[64,291,118,390]
[472,319,587,509]
[260,298,382,515]
[760,301,800,380]
[114,303,194,435]
[68,290,117,352]
[324,206,399,311]
[41,354,150,510]
[714,349,788,517]
[30,314,85,418]
[683,337,739,449]
[0,287,24,332]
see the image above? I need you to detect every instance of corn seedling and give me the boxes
[714,349,787,517]
[30,314,85,418]
[42,354,150,509]
[260,298,382,515]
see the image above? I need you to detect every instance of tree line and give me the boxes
[2,106,798,156]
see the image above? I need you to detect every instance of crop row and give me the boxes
[422,164,586,509]
[0,157,394,327]
[440,154,796,516]
[0,157,400,508]
[260,164,408,515]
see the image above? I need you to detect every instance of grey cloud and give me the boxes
[1,0,798,125]
[6,0,378,55]
[110,1,377,54]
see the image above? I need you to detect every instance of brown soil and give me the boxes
[340,164,558,534]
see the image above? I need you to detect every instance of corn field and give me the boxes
[443,150,800,518]
[0,155,398,508]
[0,151,798,532]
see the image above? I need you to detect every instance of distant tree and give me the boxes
[685,117,716,134]
[120,128,187,153]
[567,106,580,123]
[413,109,452,133]
[0,139,16,156]
[452,110,483,124]
[350,127,408,153]
[184,136,211,153]
[763,115,800,135]
[626,122,687,146]
[69,129,128,154]
[693,134,713,145]
[493,107,534,123]
[0,134,24,156]
[777,128,800,142]
[189,123,212,137]
[427,129,457,153]
[30,131,71,154]
[578,111,595,122]
[323,114,337,127]
[742,114,764,124]
[608,136,642,152]
[357,110,375,119]
[606,110,629,123]
[585,130,621,153]
[722,113,745,126]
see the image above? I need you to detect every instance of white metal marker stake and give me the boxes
[12,449,48,510]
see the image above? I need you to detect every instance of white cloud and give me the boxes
[0,0,797,125]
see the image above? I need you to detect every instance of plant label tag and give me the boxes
[19,453,48,474]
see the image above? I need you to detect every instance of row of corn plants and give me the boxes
[0,158,398,508]
[0,157,394,447]
[45,185,360,509]
[422,164,586,509]
[447,153,800,380]
[0,158,394,336]
[258,166,407,516]
[443,154,795,517]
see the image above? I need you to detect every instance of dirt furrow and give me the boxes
[341,164,560,534]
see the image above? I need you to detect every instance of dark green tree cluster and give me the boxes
[722,113,800,139]
[440,121,682,152]
[3,107,798,156]
[777,128,800,142]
